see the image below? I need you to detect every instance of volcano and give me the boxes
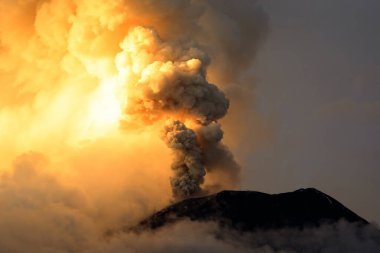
[131,188,368,232]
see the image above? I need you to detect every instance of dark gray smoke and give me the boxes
[161,120,205,199]
[161,120,241,199]
[197,123,241,191]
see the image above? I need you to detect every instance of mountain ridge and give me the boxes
[130,188,368,232]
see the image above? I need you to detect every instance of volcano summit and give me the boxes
[132,188,368,232]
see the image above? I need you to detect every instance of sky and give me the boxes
[0,1,380,252]
[240,0,380,224]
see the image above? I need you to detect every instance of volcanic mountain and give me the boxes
[131,188,368,232]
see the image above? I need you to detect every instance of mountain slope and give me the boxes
[133,188,368,232]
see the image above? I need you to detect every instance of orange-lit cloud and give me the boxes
[0,0,270,251]
[0,0,250,200]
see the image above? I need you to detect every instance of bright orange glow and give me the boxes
[0,0,238,222]
[0,1,256,251]
[80,77,124,139]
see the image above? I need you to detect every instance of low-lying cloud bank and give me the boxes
[110,221,380,253]
[0,154,379,253]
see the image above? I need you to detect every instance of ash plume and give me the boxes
[118,26,229,125]
[161,120,205,199]
[197,123,241,190]
[118,26,238,199]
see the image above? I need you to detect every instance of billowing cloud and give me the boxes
[0,0,269,198]
[0,0,274,251]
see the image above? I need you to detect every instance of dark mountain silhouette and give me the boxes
[131,188,368,232]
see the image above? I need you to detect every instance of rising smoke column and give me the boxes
[161,120,205,199]
[117,26,237,199]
